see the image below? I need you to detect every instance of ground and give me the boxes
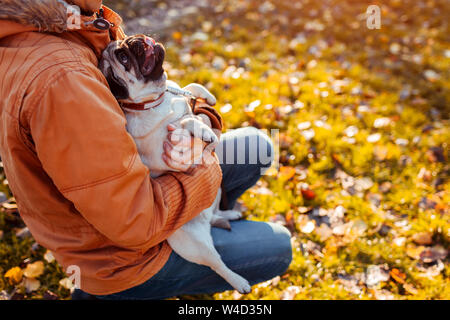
[0,0,448,300]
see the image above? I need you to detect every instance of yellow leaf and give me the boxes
[406,245,425,260]
[5,267,23,285]
[23,261,44,278]
[264,167,278,177]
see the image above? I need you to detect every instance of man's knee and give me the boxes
[268,222,293,272]
[242,126,274,170]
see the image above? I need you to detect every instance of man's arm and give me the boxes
[28,68,222,250]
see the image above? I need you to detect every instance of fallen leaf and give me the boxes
[23,261,44,278]
[4,267,23,285]
[23,278,40,293]
[373,117,391,128]
[374,145,389,161]
[337,273,363,295]
[373,289,395,300]
[333,222,353,236]
[390,268,406,284]
[426,147,445,163]
[251,186,273,196]
[2,202,17,210]
[315,224,333,241]
[0,290,9,300]
[15,227,31,238]
[264,167,278,177]
[300,221,315,234]
[379,181,392,193]
[281,286,302,300]
[403,283,418,295]
[44,250,55,263]
[411,232,433,245]
[59,277,75,290]
[365,265,390,287]
[367,133,381,143]
[416,260,444,277]
[406,245,425,260]
[301,188,316,200]
[419,246,447,263]
[279,166,296,180]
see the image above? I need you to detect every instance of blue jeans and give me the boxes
[94,127,292,300]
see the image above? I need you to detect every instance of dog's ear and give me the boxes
[105,67,129,101]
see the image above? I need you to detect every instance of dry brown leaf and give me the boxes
[419,246,447,263]
[406,245,425,260]
[411,232,433,245]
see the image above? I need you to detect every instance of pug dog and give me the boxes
[99,34,251,294]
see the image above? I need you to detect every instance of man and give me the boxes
[0,0,292,299]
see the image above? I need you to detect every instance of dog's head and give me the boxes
[100,34,166,103]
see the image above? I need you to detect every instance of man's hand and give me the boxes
[162,123,205,172]
[163,112,221,172]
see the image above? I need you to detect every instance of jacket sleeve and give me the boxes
[28,68,222,250]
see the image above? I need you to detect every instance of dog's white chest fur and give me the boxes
[124,80,251,294]
[125,80,192,177]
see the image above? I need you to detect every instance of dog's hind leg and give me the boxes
[168,221,251,294]
[215,209,242,221]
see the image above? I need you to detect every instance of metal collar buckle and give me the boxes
[84,8,114,30]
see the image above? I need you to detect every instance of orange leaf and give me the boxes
[390,268,406,284]
[279,166,296,180]
[4,267,23,285]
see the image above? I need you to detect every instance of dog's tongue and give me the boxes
[142,37,156,75]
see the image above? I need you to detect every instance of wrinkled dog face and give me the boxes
[100,34,166,103]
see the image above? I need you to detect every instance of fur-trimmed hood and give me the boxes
[0,0,123,53]
[0,0,73,33]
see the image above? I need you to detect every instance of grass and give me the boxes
[0,0,449,300]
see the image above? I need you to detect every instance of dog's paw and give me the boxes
[217,210,242,221]
[180,118,217,145]
[183,83,216,106]
[235,279,252,294]
[201,127,218,145]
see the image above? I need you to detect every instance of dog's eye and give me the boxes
[117,52,129,65]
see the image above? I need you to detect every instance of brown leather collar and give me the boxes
[120,92,165,111]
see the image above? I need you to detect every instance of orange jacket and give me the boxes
[0,1,222,295]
